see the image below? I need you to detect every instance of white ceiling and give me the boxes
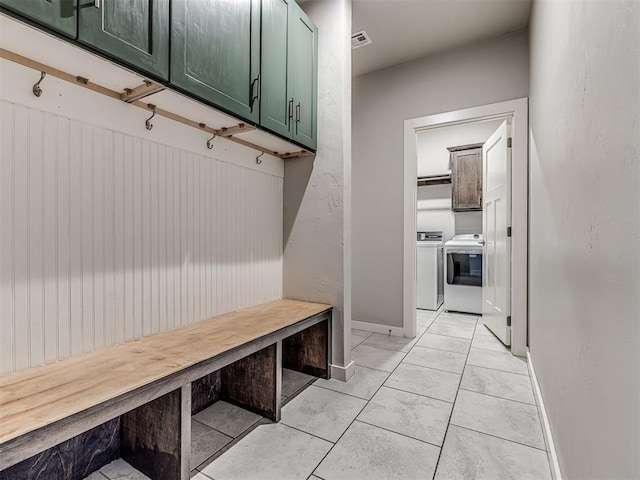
[352,0,531,77]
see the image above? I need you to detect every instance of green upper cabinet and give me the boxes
[3,0,317,152]
[78,0,170,80]
[260,0,291,139]
[261,0,317,150]
[0,0,76,38]
[171,0,262,124]
[288,3,317,150]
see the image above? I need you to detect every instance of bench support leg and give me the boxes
[221,342,282,421]
[283,317,331,379]
[180,384,192,479]
[121,387,189,480]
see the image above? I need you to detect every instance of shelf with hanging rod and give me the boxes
[417,174,452,186]
[0,47,315,160]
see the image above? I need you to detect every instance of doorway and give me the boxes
[403,98,528,357]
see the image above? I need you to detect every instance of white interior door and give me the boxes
[482,120,511,345]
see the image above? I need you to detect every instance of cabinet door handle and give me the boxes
[295,102,301,134]
[249,74,260,111]
[94,0,100,7]
[288,98,294,131]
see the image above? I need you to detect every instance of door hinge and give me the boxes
[507,226,512,237]
[507,316,511,327]
[507,137,512,148]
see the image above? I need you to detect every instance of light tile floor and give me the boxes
[90,309,553,480]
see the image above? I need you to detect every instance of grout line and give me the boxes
[354,418,445,449]
[194,468,214,480]
[309,334,416,478]
[420,331,471,341]
[358,342,415,353]
[350,332,372,348]
[195,377,324,477]
[351,330,374,341]
[350,362,396,374]
[464,362,531,378]
[457,387,537,406]
[381,384,455,404]
[311,382,380,402]
[191,417,237,440]
[401,359,464,376]
[465,360,530,376]
[278,421,337,444]
[412,342,471,355]
[391,361,463,377]
[431,308,478,478]
[420,330,474,341]
[194,417,271,473]
[449,423,548,452]
[469,344,511,354]
[408,344,467,357]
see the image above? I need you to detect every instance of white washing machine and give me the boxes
[416,231,444,310]
[444,234,483,314]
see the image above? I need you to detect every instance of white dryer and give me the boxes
[444,234,483,314]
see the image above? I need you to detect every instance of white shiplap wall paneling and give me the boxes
[0,101,284,375]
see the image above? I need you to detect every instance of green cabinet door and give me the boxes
[78,0,170,80]
[260,0,291,139]
[171,0,261,124]
[0,0,76,38]
[289,2,317,150]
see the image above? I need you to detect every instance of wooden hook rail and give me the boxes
[0,48,315,160]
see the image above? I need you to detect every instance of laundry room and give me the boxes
[416,119,503,314]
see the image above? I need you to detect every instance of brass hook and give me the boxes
[145,107,156,130]
[256,152,264,165]
[206,133,217,149]
[33,71,46,97]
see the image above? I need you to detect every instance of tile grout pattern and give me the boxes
[431,311,477,471]
[90,308,552,480]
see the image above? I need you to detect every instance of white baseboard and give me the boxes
[527,350,563,480]
[330,360,355,382]
[351,320,405,337]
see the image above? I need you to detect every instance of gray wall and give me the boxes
[352,31,529,327]
[284,0,352,375]
[528,1,639,478]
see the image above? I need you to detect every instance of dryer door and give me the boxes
[446,250,483,287]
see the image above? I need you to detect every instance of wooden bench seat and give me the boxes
[0,299,332,479]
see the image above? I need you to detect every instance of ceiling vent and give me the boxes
[351,30,372,49]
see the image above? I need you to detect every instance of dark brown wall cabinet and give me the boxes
[448,144,483,212]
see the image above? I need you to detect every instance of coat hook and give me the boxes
[256,152,264,165]
[33,71,46,97]
[206,133,217,149]
[145,108,156,130]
